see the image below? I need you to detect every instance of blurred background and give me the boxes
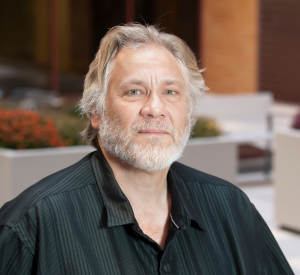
[0,0,300,273]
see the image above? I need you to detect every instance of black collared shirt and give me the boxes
[0,149,294,274]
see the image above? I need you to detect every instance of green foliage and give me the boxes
[56,117,87,146]
[40,109,88,146]
[66,104,81,117]
[191,117,222,138]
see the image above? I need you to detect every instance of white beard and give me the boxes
[98,111,192,171]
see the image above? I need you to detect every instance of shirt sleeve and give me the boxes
[0,226,35,275]
[255,209,295,275]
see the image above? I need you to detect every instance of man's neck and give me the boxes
[99,144,171,248]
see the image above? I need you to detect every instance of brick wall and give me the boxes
[201,0,259,94]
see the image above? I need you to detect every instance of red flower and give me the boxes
[0,109,66,149]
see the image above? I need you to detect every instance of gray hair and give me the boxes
[79,23,207,149]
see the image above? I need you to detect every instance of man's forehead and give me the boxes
[114,45,181,71]
[116,44,172,60]
[108,45,185,89]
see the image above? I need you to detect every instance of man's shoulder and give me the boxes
[0,152,96,228]
[171,161,254,222]
[172,161,239,190]
[171,161,250,206]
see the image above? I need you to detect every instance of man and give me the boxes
[0,24,293,274]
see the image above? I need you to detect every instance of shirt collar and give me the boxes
[91,149,206,232]
[91,149,135,227]
[167,168,206,232]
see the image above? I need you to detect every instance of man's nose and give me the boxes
[140,91,168,118]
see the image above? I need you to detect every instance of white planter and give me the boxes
[0,146,95,207]
[0,138,237,207]
[275,128,300,231]
[179,136,237,185]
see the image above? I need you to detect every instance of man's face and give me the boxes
[92,45,191,171]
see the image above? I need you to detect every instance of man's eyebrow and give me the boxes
[119,79,145,87]
[163,79,183,86]
[163,79,184,87]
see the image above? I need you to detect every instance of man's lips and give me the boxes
[138,128,170,134]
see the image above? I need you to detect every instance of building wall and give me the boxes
[259,0,300,103]
[34,0,91,73]
[201,0,259,94]
[153,0,198,54]
[34,0,49,68]
[0,0,34,62]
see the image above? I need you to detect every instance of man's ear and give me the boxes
[91,113,100,129]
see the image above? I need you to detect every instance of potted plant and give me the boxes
[0,108,94,207]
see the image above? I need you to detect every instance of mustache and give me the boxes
[129,120,175,135]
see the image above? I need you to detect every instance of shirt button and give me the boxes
[162,263,168,271]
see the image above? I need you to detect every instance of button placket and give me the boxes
[161,263,170,273]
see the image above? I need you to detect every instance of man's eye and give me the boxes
[165,90,176,95]
[128,90,141,95]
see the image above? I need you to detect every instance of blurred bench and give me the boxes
[275,128,300,231]
[195,92,273,135]
[194,92,274,182]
